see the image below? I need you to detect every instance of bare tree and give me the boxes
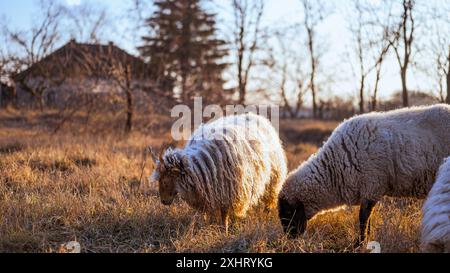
[79,43,148,134]
[51,42,147,134]
[441,47,450,104]
[111,63,134,133]
[350,1,371,114]
[62,3,109,43]
[1,1,65,109]
[349,1,392,112]
[387,0,415,107]
[274,30,308,118]
[1,0,114,110]
[370,41,391,111]
[126,0,154,46]
[0,38,9,83]
[301,0,329,118]
[279,66,308,118]
[232,0,264,104]
[434,51,449,103]
[427,3,450,104]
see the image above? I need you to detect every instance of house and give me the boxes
[13,39,153,108]
[0,82,15,107]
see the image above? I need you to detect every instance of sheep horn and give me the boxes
[148,147,159,163]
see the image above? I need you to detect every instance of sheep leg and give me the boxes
[203,213,211,223]
[220,209,230,235]
[358,199,377,245]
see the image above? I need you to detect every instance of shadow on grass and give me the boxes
[28,159,73,173]
[0,201,197,253]
[0,142,24,155]
[72,157,97,168]
[70,204,197,253]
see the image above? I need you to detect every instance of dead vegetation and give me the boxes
[0,109,422,253]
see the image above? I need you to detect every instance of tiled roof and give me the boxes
[14,39,149,81]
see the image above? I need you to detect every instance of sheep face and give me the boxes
[150,149,188,206]
[151,164,183,206]
[278,168,317,237]
[278,195,307,237]
[157,170,179,206]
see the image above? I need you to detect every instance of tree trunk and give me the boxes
[39,95,45,112]
[359,75,365,114]
[307,28,317,119]
[446,71,450,104]
[124,65,133,134]
[372,77,379,111]
[401,68,408,107]
[311,75,317,119]
[294,86,304,118]
[280,78,295,118]
[12,85,17,108]
[446,80,450,105]
[371,96,377,112]
[237,32,245,105]
[446,49,450,104]
[283,98,295,118]
[318,100,324,120]
[238,82,245,105]
[309,52,317,118]
[372,65,382,111]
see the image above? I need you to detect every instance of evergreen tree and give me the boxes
[139,0,228,104]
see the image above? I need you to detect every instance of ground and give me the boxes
[0,108,422,253]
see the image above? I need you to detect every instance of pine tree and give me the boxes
[139,0,228,104]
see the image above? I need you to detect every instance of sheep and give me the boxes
[278,104,450,244]
[150,113,287,233]
[421,157,450,253]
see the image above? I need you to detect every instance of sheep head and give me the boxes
[278,166,319,238]
[150,147,188,206]
[278,195,307,237]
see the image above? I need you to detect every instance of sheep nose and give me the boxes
[287,228,300,238]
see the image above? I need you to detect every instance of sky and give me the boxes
[0,0,443,105]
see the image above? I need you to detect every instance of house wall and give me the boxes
[15,76,156,110]
[0,83,15,108]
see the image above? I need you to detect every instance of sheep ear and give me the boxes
[158,148,166,163]
[148,147,159,164]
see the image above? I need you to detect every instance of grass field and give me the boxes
[0,109,422,253]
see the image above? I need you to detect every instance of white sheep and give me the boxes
[150,113,287,232]
[421,157,450,253]
[278,104,450,244]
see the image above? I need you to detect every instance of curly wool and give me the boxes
[421,157,450,253]
[156,113,287,219]
[281,104,450,220]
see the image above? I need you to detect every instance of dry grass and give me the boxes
[0,109,422,253]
